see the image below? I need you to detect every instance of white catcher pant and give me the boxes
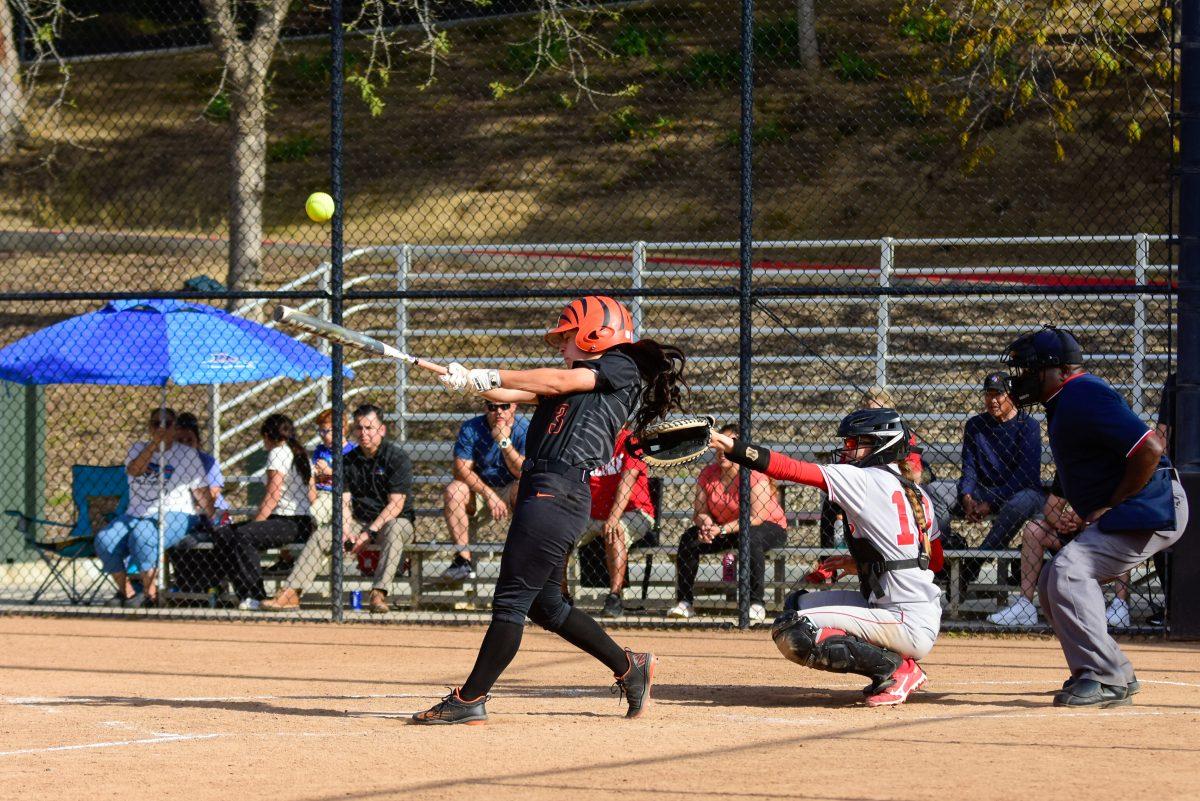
[794,589,939,661]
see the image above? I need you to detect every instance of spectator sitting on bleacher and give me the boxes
[175,412,231,527]
[311,407,356,535]
[579,428,656,619]
[668,424,788,625]
[96,408,214,608]
[988,492,1134,628]
[957,372,1045,587]
[441,399,527,582]
[261,404,413,614]
[212,414,316,611]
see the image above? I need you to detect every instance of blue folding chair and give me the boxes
[5,465,128,604]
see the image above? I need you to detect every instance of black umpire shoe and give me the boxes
[614,649,657,719]
[1053,679,1131,708]
[1061,674,1140,695]
[410,690,489,725]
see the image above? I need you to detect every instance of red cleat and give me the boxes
[865,658,926,707]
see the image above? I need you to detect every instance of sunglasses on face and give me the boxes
[485,403,512,412]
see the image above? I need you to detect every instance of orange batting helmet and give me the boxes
[544,295,635,353]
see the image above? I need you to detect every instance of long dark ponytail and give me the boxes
[615,339,689,433]
[261,413,312,484]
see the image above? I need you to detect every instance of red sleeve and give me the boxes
[764,451,828,492]
[928,536,945,574]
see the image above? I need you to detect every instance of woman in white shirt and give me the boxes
[212,414,316,610]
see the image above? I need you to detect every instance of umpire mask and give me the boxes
[1004,327,1083,408]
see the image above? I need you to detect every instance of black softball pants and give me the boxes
[676,522,788,606]
[460,470,629,700]
[212,515,314,601]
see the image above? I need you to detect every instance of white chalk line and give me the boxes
[716,706,1196,728]
[0,733,223,757]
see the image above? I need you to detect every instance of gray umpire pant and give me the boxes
[1038,479,1189,686]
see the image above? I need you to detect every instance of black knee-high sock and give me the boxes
[461,620,523,700]
[556,607,630,675]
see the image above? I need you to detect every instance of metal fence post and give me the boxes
[318,269,331,414]
[329,0,346,623]
[877,237,894,388]
[208,385,221,461]
[1133,233,1149,416]
[736,0,755,630]
[396,245,411,441]
[631,241,646,337]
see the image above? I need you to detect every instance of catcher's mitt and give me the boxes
[625,415,715,469]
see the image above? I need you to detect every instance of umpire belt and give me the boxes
[526,458,589,483]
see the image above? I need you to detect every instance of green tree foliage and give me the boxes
[893,0,1173,168]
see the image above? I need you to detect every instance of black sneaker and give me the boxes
[1147,603,1165,628]
[1053,679,1131,708]
[613,649,656,719]
[602,592,624,618]
[410,690,488,725]
[441,556,475,583]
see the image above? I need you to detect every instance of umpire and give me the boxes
[1005,327,1188,707]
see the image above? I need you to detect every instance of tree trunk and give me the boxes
[798,0,820,71]
[227,77,268,299]
[0,0,27,157]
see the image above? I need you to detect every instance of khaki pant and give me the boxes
[311,491,334,530]
[577,509,654,550]
[286,514,412,594]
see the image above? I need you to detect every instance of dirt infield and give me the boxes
[1,617,1197,801]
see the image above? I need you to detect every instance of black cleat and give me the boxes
[410,689,488,725]
[613,649,657,719]
[1053,679,1131,708]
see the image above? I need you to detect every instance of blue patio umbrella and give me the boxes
[0,298,351,590]
[0,298,347,386]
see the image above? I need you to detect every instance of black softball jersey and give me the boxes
[523,349,641,470]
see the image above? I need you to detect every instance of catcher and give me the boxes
[412,295,687,725]
[703,409,944,706]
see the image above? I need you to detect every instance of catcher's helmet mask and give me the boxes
[1004,326,1084,408]
[832,408,911,468]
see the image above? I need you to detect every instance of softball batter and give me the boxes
[711,408,943,706]
[412,295,687,725]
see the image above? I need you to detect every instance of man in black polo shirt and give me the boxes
[262,404,413,614]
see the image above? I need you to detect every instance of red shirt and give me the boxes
[589,430,655,520]
[697,462,788,528]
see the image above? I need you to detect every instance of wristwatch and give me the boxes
[497,437,513,450]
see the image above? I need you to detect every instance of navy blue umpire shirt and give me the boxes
[1045,372,1175,531]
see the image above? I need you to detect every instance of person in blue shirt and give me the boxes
[441,400,528,581]
[1005,327,1188,708]
[957,372,1045,585]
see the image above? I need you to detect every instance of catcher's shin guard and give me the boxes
[771,611,903,694]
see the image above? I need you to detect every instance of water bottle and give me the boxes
[207,587,219,609]
[350,590,363,610]
[722,553,737,582]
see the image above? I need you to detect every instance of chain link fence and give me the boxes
[0,0,1177,631]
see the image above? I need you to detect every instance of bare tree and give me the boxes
[199,0,289,296]
[2,0,69,158]
[798,0,819,70]
[0,0,25,157]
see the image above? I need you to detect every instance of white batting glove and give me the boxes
[467,368,502,393]
[438,362,470,394]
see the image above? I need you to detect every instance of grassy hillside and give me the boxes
[0,0,1171,287]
